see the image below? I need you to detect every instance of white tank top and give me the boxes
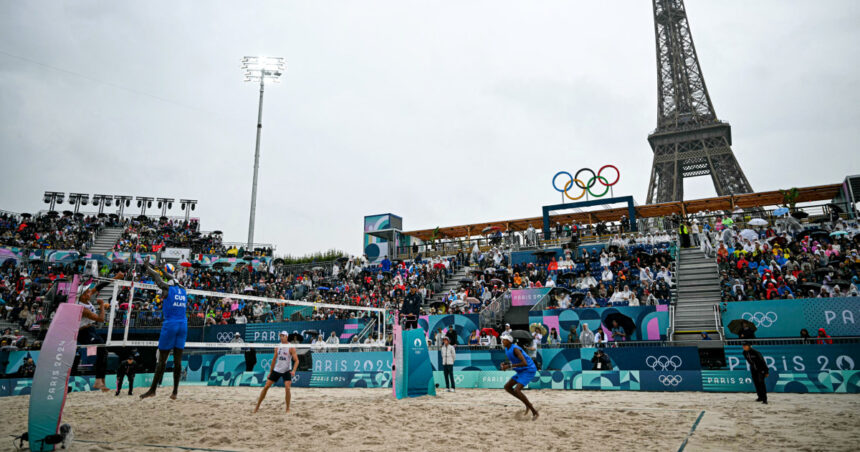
[273,346,293,373]
[79,301,97,328]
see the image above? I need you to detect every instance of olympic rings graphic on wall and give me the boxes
[552,165,620,200]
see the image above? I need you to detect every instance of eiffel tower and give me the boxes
[646,0,754,204]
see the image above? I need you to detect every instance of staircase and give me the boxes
[425,265,470,307]
[89,227,124,254]
[672,247,721,340]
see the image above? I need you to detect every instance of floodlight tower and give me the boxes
[241,56,285,252]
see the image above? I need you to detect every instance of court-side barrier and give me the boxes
[529,306,670,342]
[202,318,367,344]
[721,298,860,338]
[5,369,856,396]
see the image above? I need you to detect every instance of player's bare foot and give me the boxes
[139,390,156,400]
[170,392,178,400]
[253,407,260,414]
[532,411,540,421]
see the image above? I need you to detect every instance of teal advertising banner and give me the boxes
[723,344,860,373]
[312,352,393,372]
[721,298,860,338]
[528,306,670,342]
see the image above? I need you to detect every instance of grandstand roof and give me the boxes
[402,183,842,241]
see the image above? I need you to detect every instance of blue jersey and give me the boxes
[505,343,536,374]
[163,283,188,324]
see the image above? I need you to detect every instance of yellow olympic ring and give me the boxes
[563,179,587,201]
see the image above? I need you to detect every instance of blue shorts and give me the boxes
[511,369,536,386]
[158,321,188,350]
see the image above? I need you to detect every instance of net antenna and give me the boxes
[99,278,387,349]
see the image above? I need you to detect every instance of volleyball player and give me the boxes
[499,333,539,420]
[254,331,299,414]
[74,272,124,392]
[139,259,187,400]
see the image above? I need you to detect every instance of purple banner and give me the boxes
[511,288,552,307]
[27,303,83,451]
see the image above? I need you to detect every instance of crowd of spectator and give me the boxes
[715,218,860,301]
[0,212,105,251]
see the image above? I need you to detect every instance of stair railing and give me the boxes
[668,304,675,341]
[713,304,724,341]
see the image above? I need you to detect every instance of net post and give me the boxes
[105,283,119,345]
[123,277,135,345]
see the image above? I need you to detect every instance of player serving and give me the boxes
[499,333,539,420]
[139,259,188,400]
[254,331,299,414]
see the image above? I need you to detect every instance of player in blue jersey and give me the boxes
[140,259,188,400]
[499,333,539,420]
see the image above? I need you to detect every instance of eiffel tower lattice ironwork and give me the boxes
[646,0,754,204]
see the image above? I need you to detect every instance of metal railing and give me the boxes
[713,305,724,341]
[479,290,511,330]
[668,304,675,341]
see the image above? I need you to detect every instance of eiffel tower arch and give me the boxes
[646,0,754,204]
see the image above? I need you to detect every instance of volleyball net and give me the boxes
[93,277,388,350]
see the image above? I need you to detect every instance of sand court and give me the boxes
[3,386,859,451]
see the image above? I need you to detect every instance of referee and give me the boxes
[743,342,769,404]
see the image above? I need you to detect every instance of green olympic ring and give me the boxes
[586,175,610,197]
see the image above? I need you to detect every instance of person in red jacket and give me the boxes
[816,328,833,345]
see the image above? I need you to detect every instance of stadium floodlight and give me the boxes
[43,191,65,211]
[114,195,133,219]
[67,193,90,214]
[135,196,154,217]
[180,199,197,222]
[91,194,114,216]
[241,55,285,251]
[157,197,174,218]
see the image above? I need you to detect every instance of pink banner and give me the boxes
[27,303,83,451]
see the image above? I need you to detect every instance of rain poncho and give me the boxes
[579,324,595,346]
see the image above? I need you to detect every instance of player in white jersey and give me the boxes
[254,331,299,413]
[73,272,124,392]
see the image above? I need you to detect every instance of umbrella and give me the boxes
[739,229,759,242]
[776,217,803,234]
[459,278,472,284]
[47,210,59,217]
[108,213,118,219]
[773,207,789,216]
[551,286,571,294]
[490,278,504,286]
[336,257,349,263]
[429,300,447,307]
[604,313,636,336]
[510,330,533,345]
[529,323,547,335]
[243,255,255,261]
[482,226,500,233]
[830,231,849,237]
[317,287,330,291]
[721,218,734,226]
[191,262,201,269]
[748,218,768,226]
[800,282,823,291]
[557,273,577,281]
[20,213,32,218]
[495,269,509,274]
[312,266,323,271]
[832,279,851,288]
[480,328,499,337]
[213,230,223,235]
[62,210,73,216]
[465,297,481,305]
[273,258,285,265]
[815,267,835,275]
[179,261,192,268]
[213,262,228,269]
[727,319,757,335]
[791,211,809,219]
[303,330,319,338]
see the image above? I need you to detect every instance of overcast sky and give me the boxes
[2,1,859,256]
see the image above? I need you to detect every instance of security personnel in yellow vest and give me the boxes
[679,221,691,248]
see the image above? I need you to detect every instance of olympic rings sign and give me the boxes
[552,165,620,200]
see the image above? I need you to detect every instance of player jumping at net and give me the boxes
[254,331,299,414]
[74,272,124,392]
[499,333,539,420]
[140,259,187,400]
